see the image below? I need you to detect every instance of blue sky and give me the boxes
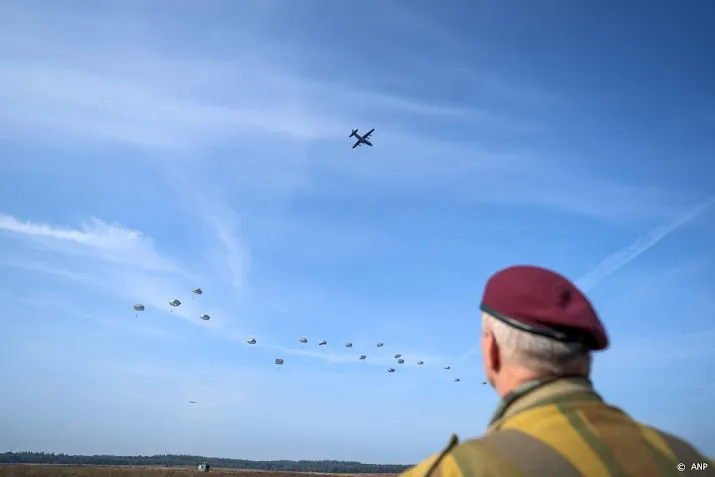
[1,0,714,465]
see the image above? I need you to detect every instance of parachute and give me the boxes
[454,378,461,383]
[191,288,202,300]
[133,304,144,317]
[168,299,181,312]
[300,337,308,343]
[199,314,210,321]
[345,342,353,349]
[359,355,366,360]
[376,342,384,347]
[387,368,395,373]
[275,358,284,371]
[247,338,256,349]
[318,340,327,351]
[417,360,424,365]
[394,354,401,359]
[444,366,451,370]
[397,359,404,364]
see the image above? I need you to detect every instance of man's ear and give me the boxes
[487,330,501,374]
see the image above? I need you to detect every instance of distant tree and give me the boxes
[0,451,411,473]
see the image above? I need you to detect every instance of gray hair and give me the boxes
[482,312,591,377]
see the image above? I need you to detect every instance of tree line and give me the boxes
[1,451,412,473]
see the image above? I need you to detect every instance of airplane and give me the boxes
[349,128,374,149]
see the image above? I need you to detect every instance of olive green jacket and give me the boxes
[400,377,713,476]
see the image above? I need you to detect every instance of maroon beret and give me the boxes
[480,265,608,351]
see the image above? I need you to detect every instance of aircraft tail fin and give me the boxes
[350,129,357,137]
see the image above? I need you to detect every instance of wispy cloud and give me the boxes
[0,214,185,274]
[0,211,459,371]
[577,194,715,292]
[0,1,687,226]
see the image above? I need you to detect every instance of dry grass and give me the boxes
[0,465,399,477]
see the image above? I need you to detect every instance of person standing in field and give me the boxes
[400,265,713,477]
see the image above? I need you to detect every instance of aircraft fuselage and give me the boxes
[350,128,374,148]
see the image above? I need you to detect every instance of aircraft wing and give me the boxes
[363,128,375,139]
[352,139,361,149]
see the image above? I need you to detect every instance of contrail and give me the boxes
[577,195,715,292]
[460,194,714,364]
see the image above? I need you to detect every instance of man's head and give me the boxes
[479,265,607,397]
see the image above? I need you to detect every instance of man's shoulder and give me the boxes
[398,434,528,477]
[638,422,713,464]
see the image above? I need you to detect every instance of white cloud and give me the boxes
[201,211,251,291]
[0,214,184,274]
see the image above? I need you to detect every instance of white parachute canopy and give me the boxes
[192,288,203,295]
[318,340,327,346]
[300,337,308,344]
[359,355,367,360]
[397,359,405,364]
[376,342,384,347]
[345,342,353,348]
[417,360,424,365]
[454,378,461,383]
[394,354,402,359]
[387,368,395,373]
[247,338,256,345]
[199,314,210,321]
[169,299,181,307]
[133,304,145,312]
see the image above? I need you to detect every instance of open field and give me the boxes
[0,466,400,477]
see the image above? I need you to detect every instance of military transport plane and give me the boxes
[349,128,374,149]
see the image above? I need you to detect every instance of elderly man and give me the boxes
[401,265,713,477]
